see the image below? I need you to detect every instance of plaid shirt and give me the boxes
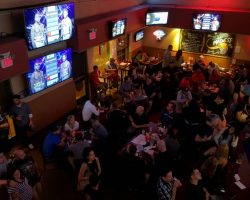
[157,177,173,200]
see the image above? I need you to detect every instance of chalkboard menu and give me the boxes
[180,30,204,53]
[180,29,236,57]
[203,32,236,57]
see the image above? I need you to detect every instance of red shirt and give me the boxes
[90,71,100,86]
[179,77,191,89]
[190,71,205,84]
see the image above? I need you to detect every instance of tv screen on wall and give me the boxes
[26,48,72,94]
[110,18,127,38]
[193,13,222,31]
[134,29,144,42]
[146,12,169,25]
[24,2,75,50]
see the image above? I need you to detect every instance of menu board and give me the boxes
[180,30,204,53]
[180,30,235,57]
[203,32,236,57]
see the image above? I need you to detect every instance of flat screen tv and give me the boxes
[146,12,168,25]
[26,48,72,94]
[193,13,222,31]
[24,2,75,50]
[110,18,127,38]
[134,29,144,42]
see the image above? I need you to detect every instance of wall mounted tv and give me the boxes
[110,18,127,39]
[26,48,72,95]
[193,13,222,31]
[24,2,75,50]
[134,29,144,42]
[146,12,169,25]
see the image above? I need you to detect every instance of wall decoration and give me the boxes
[180,29,236,57]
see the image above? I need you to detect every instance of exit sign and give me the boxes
[89,31,96,40]
[0,57,14,68]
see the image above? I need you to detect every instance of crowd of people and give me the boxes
[0,45,250,200]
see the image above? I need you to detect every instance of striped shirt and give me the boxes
[157,177,173,200]
[8,179,32,200]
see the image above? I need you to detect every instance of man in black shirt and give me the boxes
[129,106,148,129]
[187,169,209,200]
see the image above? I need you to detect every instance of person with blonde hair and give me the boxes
[64,115,79,133]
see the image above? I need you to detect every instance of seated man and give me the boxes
[128,106,148,133]
[90,65,106,93]
[157,167,182,200]
[90,119,109,140]
[160,101,176,128]
[82,98,100,128]
[43,125,66,158]
[97,91,112,110]
[176,87,192,106]
[120,76,133,97]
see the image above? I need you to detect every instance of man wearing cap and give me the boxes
[10,95,34,149]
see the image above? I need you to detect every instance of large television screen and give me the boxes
[193,13,222,31]
[24,2,75,50]
[110,18,126,38]
[134,29,144,42]
[27,48,72,94]
[146,12,168,25]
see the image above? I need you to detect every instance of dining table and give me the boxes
[118,62,132,82]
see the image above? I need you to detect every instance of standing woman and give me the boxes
[77,148,101,192]
[175,49,184,68]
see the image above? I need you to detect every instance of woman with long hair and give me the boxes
[77,148,101,192]
[8,169,33,200]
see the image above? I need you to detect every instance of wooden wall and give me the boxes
[0,37,29,82]
[22,79,76,131]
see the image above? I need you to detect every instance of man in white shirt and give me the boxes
[82,99,100,124]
